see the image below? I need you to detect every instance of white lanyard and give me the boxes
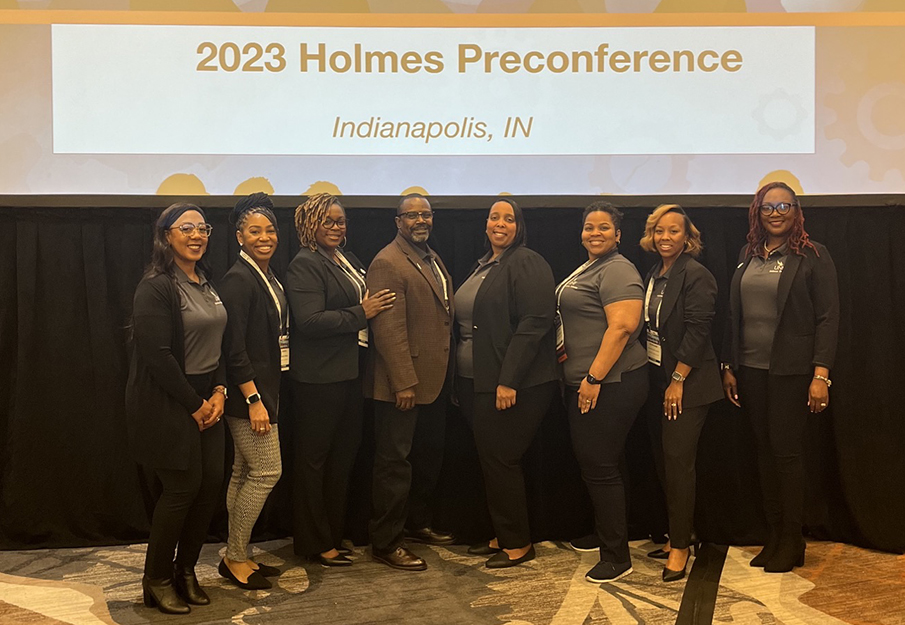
[425,257,449,311]
[553,258,600,362]
[240,251,286,334]
[644,275,665,331]
[555,258,599,309]
[334,250,366,303]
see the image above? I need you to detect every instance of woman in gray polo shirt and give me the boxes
[557,201,648,584]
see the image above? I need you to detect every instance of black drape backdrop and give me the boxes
[1,195,903,554]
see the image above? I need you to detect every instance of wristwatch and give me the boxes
[720,363,732,372]
[585,373,603,385]
[212,385,228,399]
[671,371,686,383]
[245,392,262,405]
[813,375,832,388]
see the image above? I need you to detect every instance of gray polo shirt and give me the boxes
[740,244,788,370]
[558,251,647,386]
[454,253,500,379]
[176,267,228,375]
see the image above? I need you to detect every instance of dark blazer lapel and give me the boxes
[730,254,752,319]
[321,251,360,305]
[658,254,690,326]
[396,238,447,308]
[775,252,803,317]
[240,255,279,335]
[475,246,514,304]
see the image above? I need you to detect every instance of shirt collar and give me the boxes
[477,251,501,267]
[396,233,435,263]
[175,265,208,286]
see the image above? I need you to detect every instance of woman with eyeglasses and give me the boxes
[455,198,557,569]
[216,193,285,590]
[722,182,839,572]
[126,203,227,614]
[638,205,722,582]
[557,201,649,583]
[285,193,396,566]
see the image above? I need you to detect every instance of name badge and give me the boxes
[279,334,290,371]
[646,329,662,366]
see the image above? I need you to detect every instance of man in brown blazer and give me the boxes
[365,193,455,571]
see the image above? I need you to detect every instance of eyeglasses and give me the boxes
[398,210,434,221]
[759,202,795,216]
[322,217,347,229]
[170,223,213,236]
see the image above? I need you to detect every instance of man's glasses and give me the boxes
[170,223,213,236]
[759,202,795,216]
[322,217,347,229]
[398,210,434,221]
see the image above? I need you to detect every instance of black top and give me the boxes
[643,253,723,408]
[125,272,226,470]
[219,255,286,422]
[286,247,368,384]
[724,241,839,375]
[464,245,558,393]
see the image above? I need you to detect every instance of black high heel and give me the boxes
[142,575,190,614]
[662,548,691,583]
[173,564,210,605]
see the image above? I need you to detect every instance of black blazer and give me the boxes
[125,272,226,470]
[219,255,284,422]
[643,253,723,409]
[286,247,368,384]
[468,245,558,393]
[725,241,839,375]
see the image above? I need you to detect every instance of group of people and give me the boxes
[125,182,838,615]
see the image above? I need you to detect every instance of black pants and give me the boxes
[567,366,648,565]
[645,375,710,549]
[369,392,447,552]
[737,367,810,539]
[144,373,225,580]
[290,377,363,556]
[458,377,555,549]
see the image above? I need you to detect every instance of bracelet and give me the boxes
[813,375,832,388]
[212,385,228,399]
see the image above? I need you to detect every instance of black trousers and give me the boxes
[144,373,225,580]
[458,377,555,549]
[567,366,649,565]
[645,374,710,549]
[289,377,363,556]
[369,392,448,552]
[737,367,810,539]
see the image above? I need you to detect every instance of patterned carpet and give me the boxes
[1,539,903,625]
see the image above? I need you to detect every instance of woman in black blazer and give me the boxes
[722,181,839,573]
[286,193,395,566]
[217,193,285,590]
[126,203,227,615]
[639,205,723,582]
[455,198,558,569]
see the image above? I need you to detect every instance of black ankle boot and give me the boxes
[142,575,190,614]
[764,535,805,573]
[173,564,211,605]
[750,528,780,568]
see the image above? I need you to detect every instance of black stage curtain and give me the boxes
[1,195,903,554]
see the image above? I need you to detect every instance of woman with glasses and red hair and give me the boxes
[721,181,839,573]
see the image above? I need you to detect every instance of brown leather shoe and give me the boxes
[372,546,427,571]
[404,527,455,546]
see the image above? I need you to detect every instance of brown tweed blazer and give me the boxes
[365,233,454,404]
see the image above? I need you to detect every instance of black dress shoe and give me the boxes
[142,575,190,614]
[251,562,281,577]
[764,537,805,573]
[662,563,687,583]
[313,553,353,567]
[336,547,353,556]
[218,559,272,590]
[173,565,210,605]
[647,547,670,559]
[372,546,427,571]
[405,527,455,546]
[485,545,536,569]
[467,543,502,556]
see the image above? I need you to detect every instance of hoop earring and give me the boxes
[339,236,347,249]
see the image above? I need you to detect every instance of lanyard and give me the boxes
[425,257,449,311]
[555,258,600,310]
[644,275,665,331]
[334,250,366,303]
[240,251,287,334]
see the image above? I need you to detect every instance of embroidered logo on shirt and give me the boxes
[769,259,784,274]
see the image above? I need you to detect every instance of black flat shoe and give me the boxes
[173,565,210,605]
[251,562,281,577]
[647,547,669,559]
[314,553,353,567]
[467,543,502,556]
[336,547,353,556]
[218,559,272,590]
[485,545,536,569]
[142,575,190,614]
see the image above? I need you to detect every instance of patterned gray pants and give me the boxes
[225,417,282,562]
